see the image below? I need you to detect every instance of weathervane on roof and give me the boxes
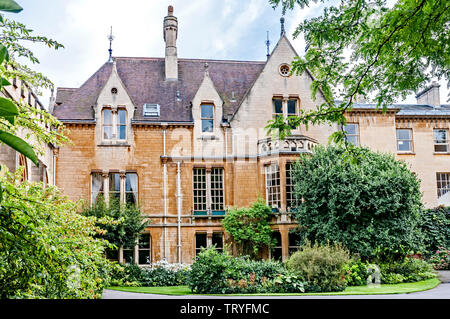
[107,26,114,63]
[265,31,270,60]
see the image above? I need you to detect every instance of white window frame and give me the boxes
[343,123,359,146]
[434,129,449,153]
[265,163,281,209]
[437,172,450,198]
[102,107,127,141]
[396,128,413,152]
[193,167,225,213]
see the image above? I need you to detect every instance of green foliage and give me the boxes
[428,247,450,270]
[222,198,275,258]
[187,247,231,294]
[344,259,368,286]
[110,262,191,287]
[0,0,22,13]
[379,257,436,284]
[419,206,450,256]
[267,0,450,142]
[0,1,66,164]
[81,197,149,250]
[0,168,113,298]
[291,145,424,261]
[286,241,350,292]
[187,247,299,294]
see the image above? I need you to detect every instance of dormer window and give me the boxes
[201,104,214,132]
[102,107,127,141]
[143,103,160,117]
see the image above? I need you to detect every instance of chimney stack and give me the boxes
[416,81,440,107]
[164,5,178,80]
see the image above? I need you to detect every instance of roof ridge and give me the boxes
[113,56,265,64]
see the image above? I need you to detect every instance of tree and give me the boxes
[0,0,66,165]
[0,167,113,298]
[222,198,276,259]
[81,198,149,259]
[290,146,424,261]
[267,0,449,145]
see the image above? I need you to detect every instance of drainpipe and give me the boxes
[176,161,182,263]
[162,128,168,261]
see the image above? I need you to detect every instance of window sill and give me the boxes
[98,142,130,147]
[434,152,450,155]
[198,135,218,140]
[397,152,415,155]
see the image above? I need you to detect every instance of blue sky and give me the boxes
[3,0,448,107]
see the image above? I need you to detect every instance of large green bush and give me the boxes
[380,257,436,284]
[110,262,190,287]
[0,169,113,298]
[286,241,350,292]
[187,247,303,294]
[222,198,275,259]
[419,206,450,256]
[81,197,149,251]
[344,259,368,287]
[291,146,424,261]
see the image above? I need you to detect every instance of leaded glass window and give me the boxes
[265,163,280,209]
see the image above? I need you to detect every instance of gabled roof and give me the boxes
[53,57,265,122]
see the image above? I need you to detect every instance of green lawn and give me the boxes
[107,278,440,296]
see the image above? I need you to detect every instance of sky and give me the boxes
[3,0,449,108]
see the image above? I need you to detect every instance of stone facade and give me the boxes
[52,7,450,265]
[0,72,57,186]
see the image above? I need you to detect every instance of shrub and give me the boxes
[110,262,190,287]
[291,146,424,261]
[429,247,450,270]
[187,247,301,294]
[419,207,450,256]
[380,257,436,284]
[81,197,149,250]
[0,169,113,299]
[222,198,275,259]
[187,247,232,294]
[286,241,350,292]
[382,273,406,284]
[344,259,368,286]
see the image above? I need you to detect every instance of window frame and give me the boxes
[272,98,283,120]
[195,233,208,256]
[137,232,151,265]
[117,108,127,140]
[396,128,413,152]
[285,162,297,210]
[436,172,450,199]
[102,108,114,140]
[200,104,214,133]
[343,123,360,146]
[265,163,281,209]
[434,129,449,153]
[193,167,225,214]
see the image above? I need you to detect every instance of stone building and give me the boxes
[51,6,450,264]
[0,69,57,186]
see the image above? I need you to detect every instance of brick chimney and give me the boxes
[416,81,440,107]
[164,5,178,80]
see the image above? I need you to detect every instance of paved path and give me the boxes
[102,271,450,299]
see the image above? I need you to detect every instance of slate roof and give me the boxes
[53,57,265,123]
[340,102,450,116]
